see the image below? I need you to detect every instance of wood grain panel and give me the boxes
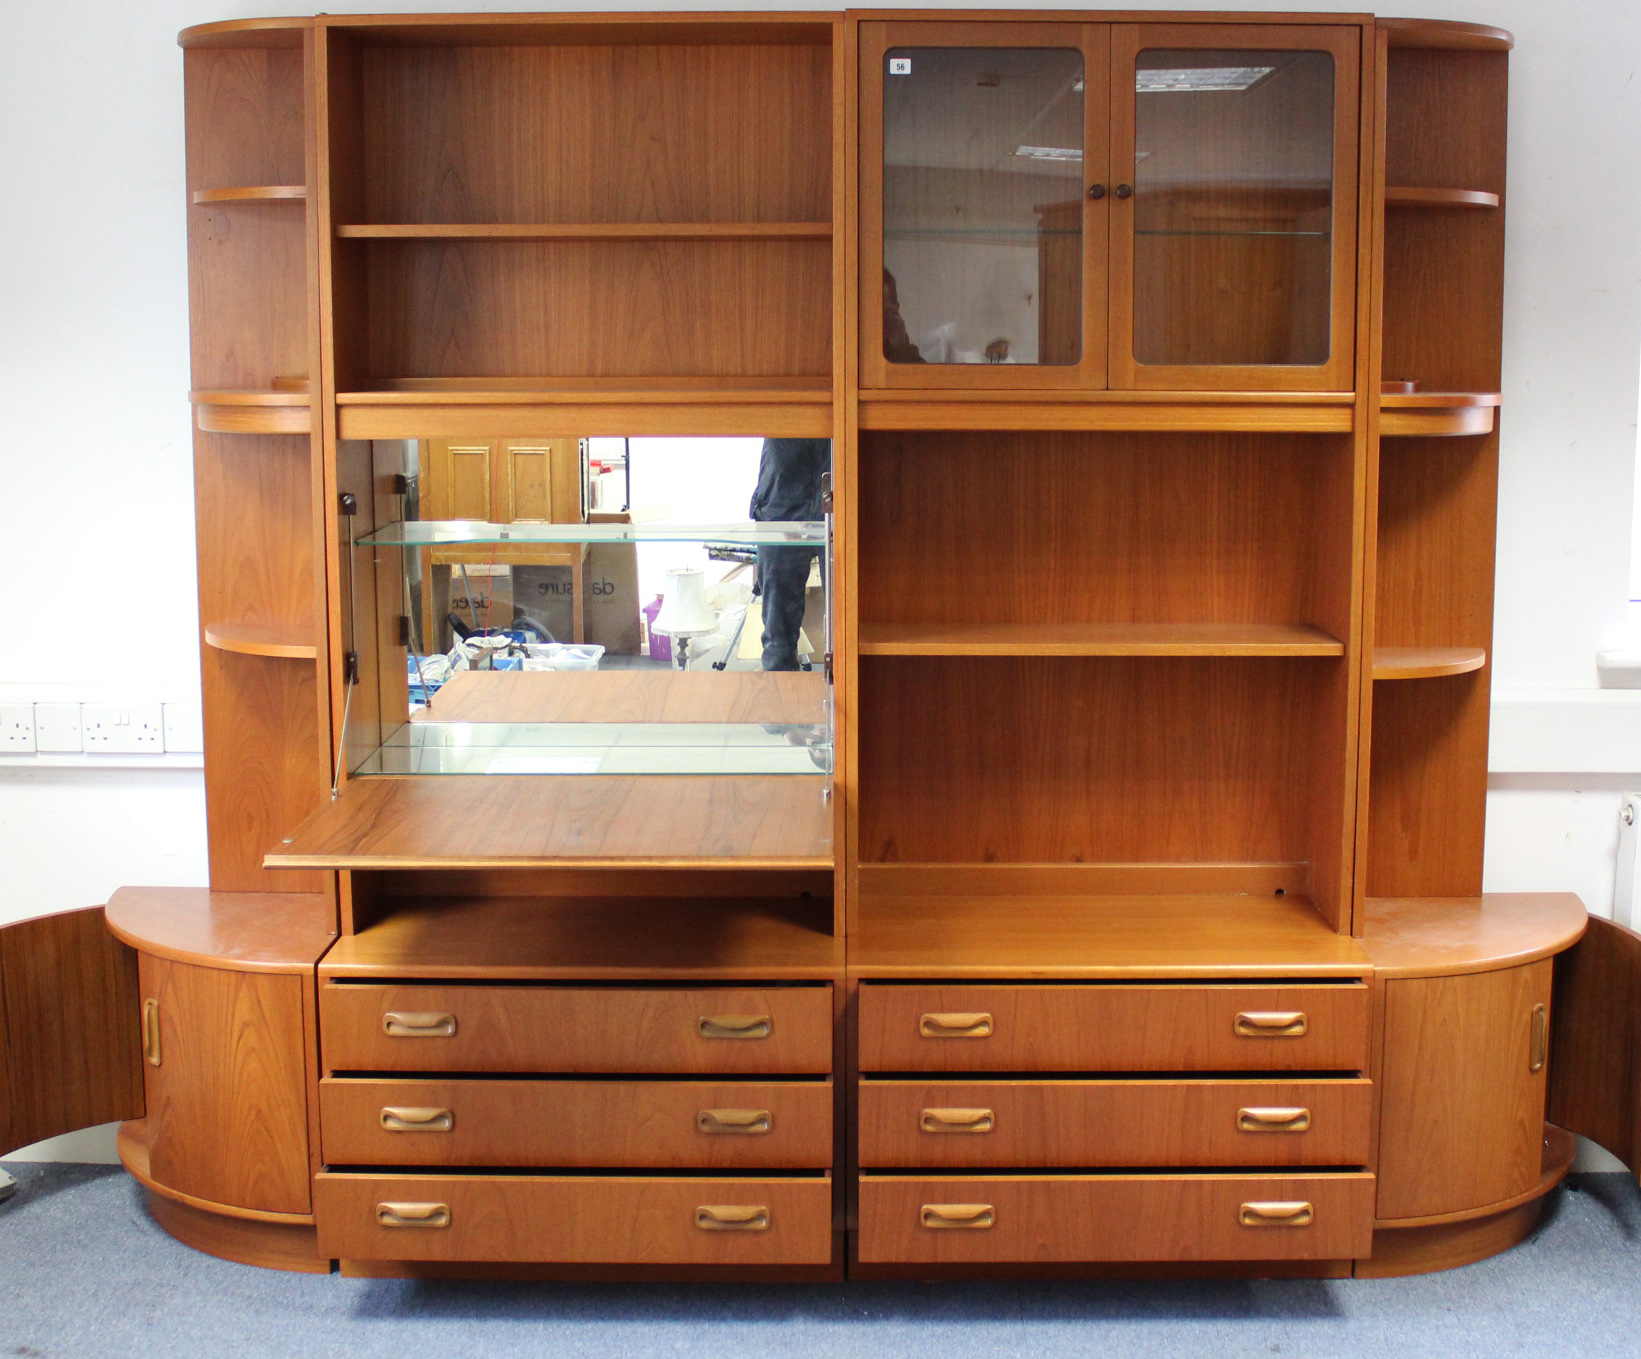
[0,908,143,1157]
[1549,915,1641,1172]
[320,983,833,1074]
[267,776,832,869]
[858,622,1342,657]
[321,1077,833,1168]
[105,888,335,974]
[365,239,831,379]
[316,1172,833,1265]
[1360,894,1585,979]
[1374,963,1550,1221]
[419,670,828,726]
[859,656,1329,866]
[860,430,1353,631]
[140,954,314,1216]
[857,1173,1375,1263]
[185,45,304,202]
[858,1078,1371,1168]
[144,1189,328,1273]
[857,982,1370,1073]
[359,43,830,224]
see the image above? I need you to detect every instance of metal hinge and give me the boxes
[339,492,358,517]
[823,651,834,683]
[343,651,360,686]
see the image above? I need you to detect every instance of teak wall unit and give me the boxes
[5,8,1639,1284]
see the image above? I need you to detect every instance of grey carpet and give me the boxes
[4,1163,1640,1359]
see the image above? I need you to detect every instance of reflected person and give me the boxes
[751,438,829,671]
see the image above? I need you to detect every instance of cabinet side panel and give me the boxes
[1375,964,1548,1221]
[0,909,143,1157]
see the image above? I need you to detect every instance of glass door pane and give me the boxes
[882,46,1085,367]
[1130,47,1336,368]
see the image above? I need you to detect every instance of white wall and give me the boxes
[2,0,1638,1157]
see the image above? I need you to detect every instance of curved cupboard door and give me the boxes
[0,908,142,1156]
[1108,23,1360,392]
[140,954,313,1216]
[1375,961,1551,1222]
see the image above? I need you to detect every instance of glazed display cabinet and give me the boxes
[4,9,1638,1283]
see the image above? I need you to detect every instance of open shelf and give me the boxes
[203,622,317,660]
[193,185,306,204]
[191,388,311,435]
[359,519,824,549]
[321,893,839,981]
[1373,646,1486,680]
[1380,391,1500,437]
[106,887,334,974]
[337,222,830,241]
[266,775,833,871]
[860,622,1343,659]
[1380,17,1513,51]
[1385,187,1499,209]
[858,390,1355,434]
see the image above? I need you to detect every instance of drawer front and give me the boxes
[858,1078,1371,1168]
[316,1173,834,1265]
[857,1173,1375,1263]
[858,983,1369,1072]
[321,984,833,1074]
[322,1077,834,1169]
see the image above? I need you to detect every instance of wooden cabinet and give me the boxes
[19,6,1603,1285]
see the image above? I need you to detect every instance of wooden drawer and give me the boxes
[857,1173,1375,1263]
[315,1172,834,1264]
[321,1077,834,1169]
[321,984,832,1074]
[858,983,1369,1072]
[858,1078,1371,1168]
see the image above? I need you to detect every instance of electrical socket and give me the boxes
[0,704,36,752]
[82,704,165,754]
[33,702,84,753]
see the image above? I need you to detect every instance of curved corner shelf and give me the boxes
[204,622,318,660]
[1380,391,1500,438]
[191,389,312,436]
[178,17,310,49]
[192,186,307,205]
[336,222,832,242]
[1373,647,1487,681]
[1385,187,1499,210]
[1379,18,1513,51]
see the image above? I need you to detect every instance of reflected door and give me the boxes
[860,22,1110,389]
[1108,24,1360,392]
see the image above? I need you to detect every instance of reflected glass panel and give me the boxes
[883,47,1084,366]
[342,436,832,777]
[1132,49,1334,367]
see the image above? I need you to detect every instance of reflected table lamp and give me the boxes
[652,567,718,670]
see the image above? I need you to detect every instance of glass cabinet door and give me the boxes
[1108,24,1360,392]
[860,22,1109,389]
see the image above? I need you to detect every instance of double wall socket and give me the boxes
[81,705,166,753]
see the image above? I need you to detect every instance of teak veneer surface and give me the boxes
[321,1076,834,1168]
[337,222,832,240]
[1383,186,1499,208]
[859,622,1343,657]
[267,776,832,869]
[415,670,829,726]
[1358,894,1587,978]
[852,891,1369,977]
[320,894,838,980]
[106,887,337,974]
[203,621,318,659]
[1371,646,1486,680]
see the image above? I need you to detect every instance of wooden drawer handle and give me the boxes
[1239,1200,1314,1228]
[695,1204,770,1232]
[380,1106,455,1133]
[1234,1011,1308,1038]
[920,1107,995,1134]
[1530,1003,1548,1073]
[142,998,161,1068]
[1237,1106,1311,1133]
[376,1201,451,1229]
[698,1014,772,1040]
[697,1108,773,1135]
[921,1203,995,1230]
[919,1012,994,1039]
[382,1011,458,1038]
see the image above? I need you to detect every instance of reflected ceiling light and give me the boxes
[1136,66,1274,93]
[1014,145,1083,161]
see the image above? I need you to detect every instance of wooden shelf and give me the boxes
[854,884,1369,979]
[860,622,1345,659]
[859,390,1355,434]
[1359,895,1588,979]
[321,894,839,981]
[266,775,833,871]
[418,670,828,726]
[193,186,307,204]
[177,17,309,48]
[106,888,335,975]
[1380,18,1513,51]
[337,222,830,241]
[336,377,831,439]
[191,389,311,436]
[1380,391,1500,438]
[1385,187,1499,210]
[203,623,317,660]
[1373,647,1487,680]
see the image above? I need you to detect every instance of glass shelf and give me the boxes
[1134,229,1330,239]
[357,519,826,548]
